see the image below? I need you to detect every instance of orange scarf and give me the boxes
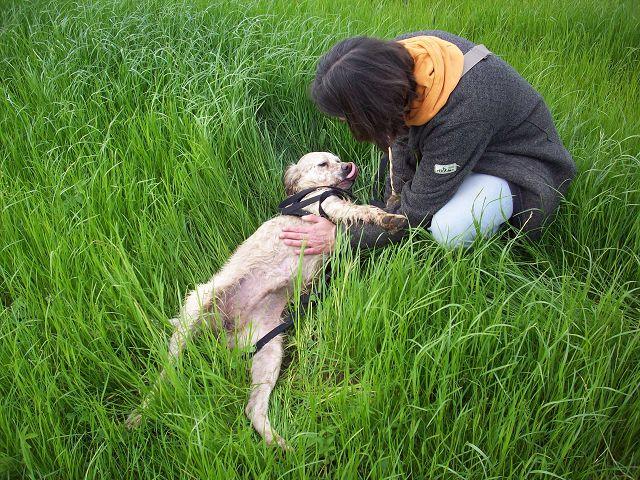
[398,36,464,126]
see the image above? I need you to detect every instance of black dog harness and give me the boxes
[277,185,355,218]
[247,186,354,357]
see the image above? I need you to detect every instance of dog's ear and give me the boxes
[283,164,300,196]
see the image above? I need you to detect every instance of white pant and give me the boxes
[428,173,513,248]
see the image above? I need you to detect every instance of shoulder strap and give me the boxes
[461,44,491,77]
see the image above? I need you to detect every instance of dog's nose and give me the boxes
[341,163,352,172]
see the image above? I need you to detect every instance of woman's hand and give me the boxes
[280,215,336,255]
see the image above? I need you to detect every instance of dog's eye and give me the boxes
[318,162,328,167]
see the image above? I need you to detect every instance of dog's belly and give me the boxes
[214,216,324,333]
[216,274,287,328]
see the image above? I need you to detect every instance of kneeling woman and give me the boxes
[280,31,576,253]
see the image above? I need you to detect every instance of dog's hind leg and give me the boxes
[167,279,217,356]
[244,330,286,449]
[126,280,216,428]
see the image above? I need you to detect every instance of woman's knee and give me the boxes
[429,173,513,248]
[429,209,477,247]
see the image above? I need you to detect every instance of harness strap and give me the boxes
[278,187,318,217]
[278,186,355,218]
[246,266,332,358]
[250,311,296,354]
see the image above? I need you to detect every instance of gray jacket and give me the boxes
[349,30,577,248]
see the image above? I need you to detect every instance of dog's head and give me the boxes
[283,152,358,195]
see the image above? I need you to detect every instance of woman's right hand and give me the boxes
[279,215,337,256]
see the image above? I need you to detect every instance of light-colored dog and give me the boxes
[126,152,406,448]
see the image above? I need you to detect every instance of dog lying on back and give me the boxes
[126,152,406,448]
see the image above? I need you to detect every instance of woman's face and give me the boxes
[335,116,398,148]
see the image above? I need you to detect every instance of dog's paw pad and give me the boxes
[274,435,290,451]
[381,214,408,232]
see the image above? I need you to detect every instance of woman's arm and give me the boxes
[347,221,408,249]
[347,120,494,249]
[346,137,416,250]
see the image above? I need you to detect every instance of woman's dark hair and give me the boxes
[311,36,416,149]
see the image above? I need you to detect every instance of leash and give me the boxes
[371,147,397,206]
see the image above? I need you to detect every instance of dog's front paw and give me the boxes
[380,213,408,233]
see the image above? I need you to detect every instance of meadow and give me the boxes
[1,0,639,477]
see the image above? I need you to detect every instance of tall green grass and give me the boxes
[1,0,638,477]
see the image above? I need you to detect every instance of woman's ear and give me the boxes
[283,164,301,196]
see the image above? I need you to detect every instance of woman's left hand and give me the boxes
[280,215,336,255]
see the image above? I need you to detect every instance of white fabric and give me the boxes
[428,173,513,247]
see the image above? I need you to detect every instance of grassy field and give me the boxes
[1,0,639,477]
